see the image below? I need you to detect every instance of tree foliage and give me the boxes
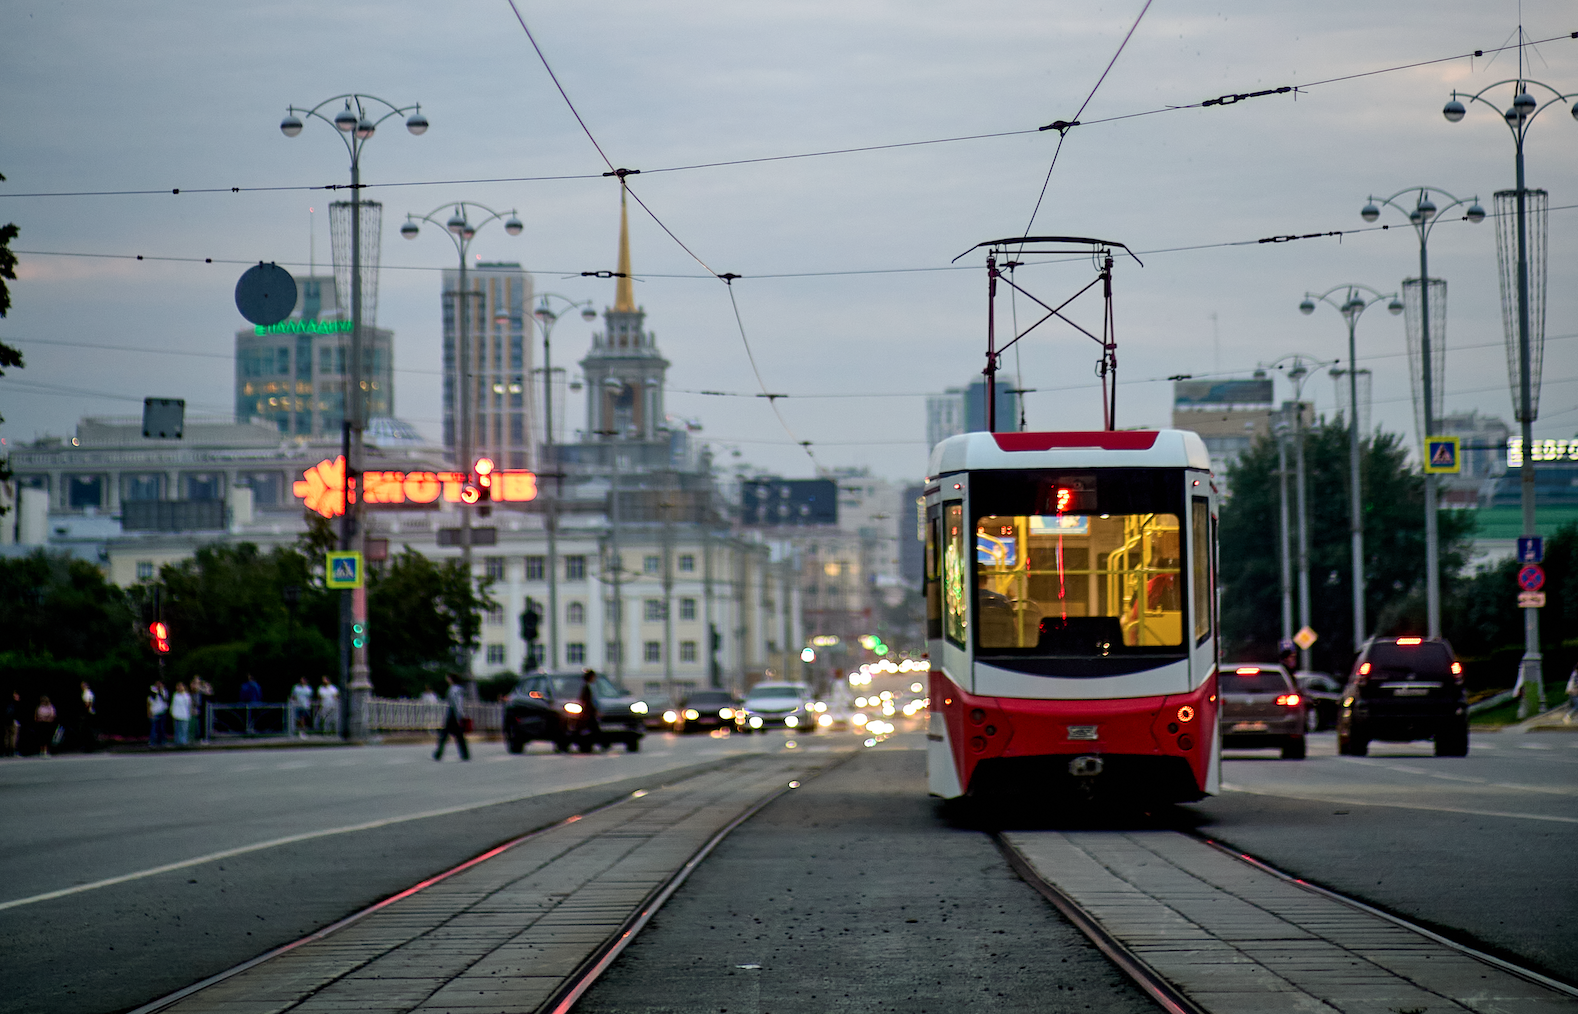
[1219,423,1476,672]
[367,547,495,696]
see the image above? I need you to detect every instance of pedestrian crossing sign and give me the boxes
[1423,436,1461,474]
[325,551,364,589]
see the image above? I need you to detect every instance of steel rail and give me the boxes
[993,834,1211,1014]
[1193,836,1578,999]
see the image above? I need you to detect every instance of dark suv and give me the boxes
[503,672,647,754]
[1219,664,1306,759]
[1337,637,1467,757]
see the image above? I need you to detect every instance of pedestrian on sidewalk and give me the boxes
[148,682,169,748]
[4,691,20,757]
[1566,666,1578,720]
[33,696,57,757]
[239,674,262,734]
[317,676,340,736]
[433,673,470,762]
[171,683,193,746]
[290,677,314,738]
[78,681,98,752]
[190,675,212,743]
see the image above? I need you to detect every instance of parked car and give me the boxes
[674,689,741,734]
[503,672,646,753]
[1219,664,1306,759]
[1337,637,1467,757]
[737,682,812,732]
[1295,672,1344,731]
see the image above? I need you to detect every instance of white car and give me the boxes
[739,682,813,732]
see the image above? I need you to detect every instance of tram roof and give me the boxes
[928,429,1211,477]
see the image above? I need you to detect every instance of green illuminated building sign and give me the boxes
[253,319,355,336]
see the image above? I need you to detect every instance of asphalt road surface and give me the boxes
[0,731,809,1014]
[1190,729,1578,983]
[578,744,1158,1014]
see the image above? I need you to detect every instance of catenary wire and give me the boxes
[3,33,1572,201]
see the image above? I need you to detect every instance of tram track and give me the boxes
[998,827,1578,1014]
[123,748,854,1014]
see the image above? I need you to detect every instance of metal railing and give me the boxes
[365,697,503,732]
[201,699,503,737]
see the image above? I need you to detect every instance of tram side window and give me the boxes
[1192,498,1212,644]
[974,512,1183,651]
[925,505,942,640]
[943,502,967,647]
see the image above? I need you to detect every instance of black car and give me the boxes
[1337,637,1467,757]
[1295,672,1344,731]
[674,689,741,734]
[1219,664,1306,759]
[503,672,647,754]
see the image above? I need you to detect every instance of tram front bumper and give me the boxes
[932,672,1218,802]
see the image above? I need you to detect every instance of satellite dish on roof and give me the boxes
[234,262,297,326]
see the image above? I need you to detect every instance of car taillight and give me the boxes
[1275,693,1301,707]
[1450,661,1464,684]
[1395,636,1423,645]
[1354,662,1371,685]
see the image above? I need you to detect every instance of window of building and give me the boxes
[485,605,504,626]
[184,473,223,501]
[565,555,586,580]
[122,473,163,503]
[567,601,585,625]
[484,556,506,581]
[485,644,506,666]
[605,598,622,622]
[525,555,545,581]
[236,471,284,506]
[136,561,155,581]
[606,641,622,663]
[67,475,104,510]
[643,554,661,575]
[566,642,586,665]
[644,599,665,622]
[680,641,697,663]
[678,554,695,572]
[680,598,697,621]
[644,641,662,663]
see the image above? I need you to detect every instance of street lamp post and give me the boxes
[1300,287,1403,656]
[1444,67,1576,715]
[1264,353,1330,669]
[401,202,522,685]
[1360,188,1485,639]
[280,94,426,738]
[530,295,597,672]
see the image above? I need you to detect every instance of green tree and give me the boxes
[1,179,22,507]
[1444,521,1577,689]
[367,548,494,696]
[1220,422,1476,672]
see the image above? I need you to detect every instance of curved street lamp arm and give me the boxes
[1366,187,1480,243]
[1305,283,1393,307]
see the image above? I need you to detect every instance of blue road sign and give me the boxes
[1423,436,1460,474]
[1517,536,1544,564]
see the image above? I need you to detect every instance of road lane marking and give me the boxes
[0,761,729,912]
[1340,757,1577,795]
[1220,782,1578,823]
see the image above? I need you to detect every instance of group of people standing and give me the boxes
[289,676,341,736]
[146,677,212,747]
[4,682,99,757]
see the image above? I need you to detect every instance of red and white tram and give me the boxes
[925,429,1221,804]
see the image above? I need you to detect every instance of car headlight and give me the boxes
[630,701,648,715]
[785,715,799,728]
[852,712,867,726]
[563,702,584,715]
[749,716,763,728]
[663,710,678,724]
[685,709,700,721]
[719,708,734,719]
[817,713,833,727]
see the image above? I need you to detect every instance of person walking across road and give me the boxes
[573,668,603,753]
[433,673,470,762]
[148,682,169,748]
[170,683,193,746]
[33,696,57,757]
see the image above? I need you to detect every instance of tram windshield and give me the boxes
[967,468,1189,659]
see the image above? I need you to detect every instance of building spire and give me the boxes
[614,179,635,313]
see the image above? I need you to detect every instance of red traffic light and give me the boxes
[149,621,171,654]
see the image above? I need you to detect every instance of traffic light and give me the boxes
[352,622,366,649]
[710,624,722,653]
[520,600,541,643]
[149,621,171,654]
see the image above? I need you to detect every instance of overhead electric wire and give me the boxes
[5,32,1572,202]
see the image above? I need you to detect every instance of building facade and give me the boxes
[442,261,535,470]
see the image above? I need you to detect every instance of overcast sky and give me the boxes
[2,0,1575,481]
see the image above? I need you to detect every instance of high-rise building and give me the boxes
[1171,375,1276,479]
[442,262,535,469]
[926,379,1020,453]
[234,275,393,437]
